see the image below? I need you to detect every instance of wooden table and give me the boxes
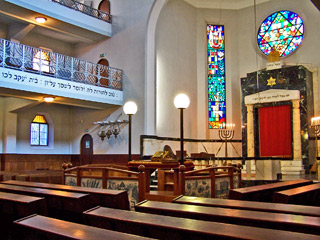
[83,206,320,240]
[228,179,313,202]
[3,180,130,210]
[135,200,320,235]
[13,214,154,240]
[127,161,180,192]
[173,195,320,217]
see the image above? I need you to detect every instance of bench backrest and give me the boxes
[0,183,91,221]
[228,179,313,202]
[3,180,130,210]
[134,200,320,235]
[0,192,47,218]
[13,214,154,240]
[172,195,320,217]
[83,206,319,240]
[273,183,320,206]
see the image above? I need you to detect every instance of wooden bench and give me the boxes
[3,180,130,210]
[0,183,91,222]
[135,200,320,235]
[173,195,320,217]
[83,206,320,240]
[13,214,154,240]
[273,183,320,206]
[0,174,3,182]
[0,192,47,239]
[228,179,313,202]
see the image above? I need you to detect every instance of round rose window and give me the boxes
[257,10,304,57]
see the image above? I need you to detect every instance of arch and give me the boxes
[145,0,168,135]
[98,0,111,22]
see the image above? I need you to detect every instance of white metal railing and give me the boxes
[50,0,111,23]
[0,38,122,90]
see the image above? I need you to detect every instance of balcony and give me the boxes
[0,38,123,107]
[50,0,111,23]
[1,0,112,42]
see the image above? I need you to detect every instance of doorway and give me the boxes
[80,134,93,165]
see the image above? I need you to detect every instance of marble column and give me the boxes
[281,99,304,174]
[246,104,254,179]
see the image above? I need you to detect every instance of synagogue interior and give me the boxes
[0,0,319,239]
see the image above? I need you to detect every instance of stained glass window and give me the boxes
[207,25,226,129]
[257,10,304,57]
[30,115,48,146]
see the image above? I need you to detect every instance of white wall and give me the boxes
[72,0,155,155]
[156,0,197,141]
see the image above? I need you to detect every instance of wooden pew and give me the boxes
[273,183,320,206]
[0,192,47,239]
[83,206,320,240]
[0,183,91,222]
[173,195,320,217]
[0,174,3,182]
[229,179,313,202]
[3,180,130,210]
[13,214,154,240]
[135,200,320,235]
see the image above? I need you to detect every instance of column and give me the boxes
[281,99,304,174]
[246,104,254,180]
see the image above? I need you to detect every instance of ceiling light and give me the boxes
[44,97,54,102]
[35,17,47,23]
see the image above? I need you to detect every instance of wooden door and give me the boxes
[80,134,93,165]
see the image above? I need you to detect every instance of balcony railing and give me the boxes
[0,38,122,90]
[50,0,111,23]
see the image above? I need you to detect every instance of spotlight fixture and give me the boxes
[35,17,47,23]
[43,97,55,102]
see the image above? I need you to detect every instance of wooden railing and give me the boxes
[63,164,146,208]
[178,166,241,198]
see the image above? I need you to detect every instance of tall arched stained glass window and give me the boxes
[207,25,226,129]
[257,10,304,57]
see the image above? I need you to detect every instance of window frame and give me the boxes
[30,115,49,146]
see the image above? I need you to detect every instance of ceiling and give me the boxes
[184,0,271,9]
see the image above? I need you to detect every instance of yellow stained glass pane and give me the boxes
[32,115,47,123]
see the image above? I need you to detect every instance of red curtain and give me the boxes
[259,105,292,157]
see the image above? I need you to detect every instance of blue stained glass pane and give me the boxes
[257,10,304,57]
[207,25,226,129]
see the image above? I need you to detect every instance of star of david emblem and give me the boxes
[267,77,276,87]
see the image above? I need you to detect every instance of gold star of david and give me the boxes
[267,76,276,87]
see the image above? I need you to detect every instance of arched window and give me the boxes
[98,0,111,22]
[30,114,48,146]
[33,51,50,72]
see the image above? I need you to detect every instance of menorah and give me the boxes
[311,117,320,177]
[219,123,235,165]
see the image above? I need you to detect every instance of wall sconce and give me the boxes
[98,130,107,141]
[174,93,190,165]
[112,120,121,138]
[94,119,129,141]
